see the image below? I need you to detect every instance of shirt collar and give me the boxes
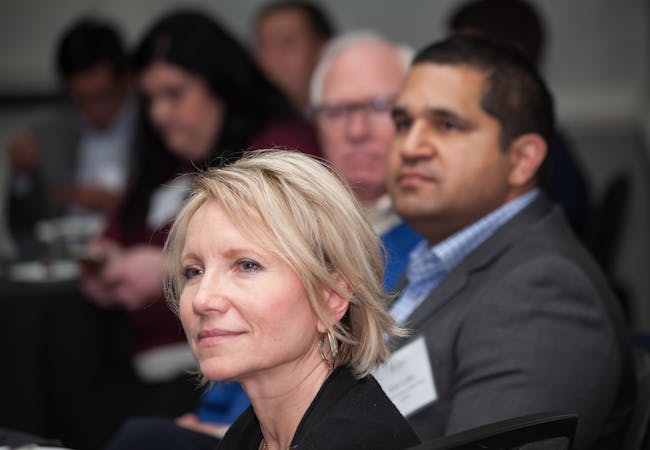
[406,189,540,285]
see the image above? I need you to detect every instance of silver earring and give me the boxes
[319,330,338,370]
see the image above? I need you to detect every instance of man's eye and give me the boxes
[237,259,262,273]
[321,106,346,121]
[164,87,185,102]
[393,117,412,132]
[437,120,459,132]
[183,266,203,280]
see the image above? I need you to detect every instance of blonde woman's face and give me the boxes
[178,199,325,382]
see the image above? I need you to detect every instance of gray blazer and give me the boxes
[394,194,634,450]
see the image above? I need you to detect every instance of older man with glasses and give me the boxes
[309,32,422,291]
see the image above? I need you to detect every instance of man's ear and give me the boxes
[507,133,547,187]
[316,274,351,334]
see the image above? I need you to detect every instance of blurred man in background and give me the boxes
[310,31,422,292]
[7,17,136,247]
[254,0,334,113]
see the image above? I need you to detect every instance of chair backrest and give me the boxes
[623,342,650,450]
[587,172,631,275]
[405,412,577,450]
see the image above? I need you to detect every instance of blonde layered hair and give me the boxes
[163,150,401,377]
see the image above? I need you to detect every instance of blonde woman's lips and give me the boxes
[197,328,245,346]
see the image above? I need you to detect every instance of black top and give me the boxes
[218,366,420,450]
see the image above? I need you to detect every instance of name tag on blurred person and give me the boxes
[373,336,437,417]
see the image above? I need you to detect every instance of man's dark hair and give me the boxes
[256,0,335,40]
[413,35,555,153]
[448,0,545,67]
[56,17,128,79]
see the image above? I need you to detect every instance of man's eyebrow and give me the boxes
[422,107,465,122]
[392,105,471,125]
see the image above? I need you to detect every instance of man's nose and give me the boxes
[399,119,434,159]
[344,107,372,141]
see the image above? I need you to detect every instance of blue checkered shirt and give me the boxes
[389,189,539,325]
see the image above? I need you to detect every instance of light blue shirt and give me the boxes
[389,189,540,325]
[76,96,137,194]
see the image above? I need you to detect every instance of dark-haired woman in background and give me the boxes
[76,10,319,450]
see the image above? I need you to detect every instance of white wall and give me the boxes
[0,0,647,128]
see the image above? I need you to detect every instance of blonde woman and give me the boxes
[163,151,419,450]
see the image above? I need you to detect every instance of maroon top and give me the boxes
[102,120,320,354]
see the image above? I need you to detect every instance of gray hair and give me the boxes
[309,30,414,106]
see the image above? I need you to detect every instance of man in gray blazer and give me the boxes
[385,36,634,450]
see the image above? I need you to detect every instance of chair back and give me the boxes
[405,412,577,450]
[623,343,650,450]
[587,172,631,275]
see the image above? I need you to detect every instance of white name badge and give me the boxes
[373,335,437,417]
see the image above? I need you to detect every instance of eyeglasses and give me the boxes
[312,96,396,127]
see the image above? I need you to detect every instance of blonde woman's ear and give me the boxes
[316,273,351,333]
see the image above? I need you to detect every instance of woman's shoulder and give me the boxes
[293,366,420,450]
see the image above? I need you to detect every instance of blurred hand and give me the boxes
[175,413,231,438]
[101,245,164,311]
[79,239,123,308]
[8,131,41,174]
[81,242,163,311]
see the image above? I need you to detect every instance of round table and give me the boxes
[0,273,130,439]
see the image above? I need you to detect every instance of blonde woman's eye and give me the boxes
[237,259,262,273]
[183,266,203,280]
